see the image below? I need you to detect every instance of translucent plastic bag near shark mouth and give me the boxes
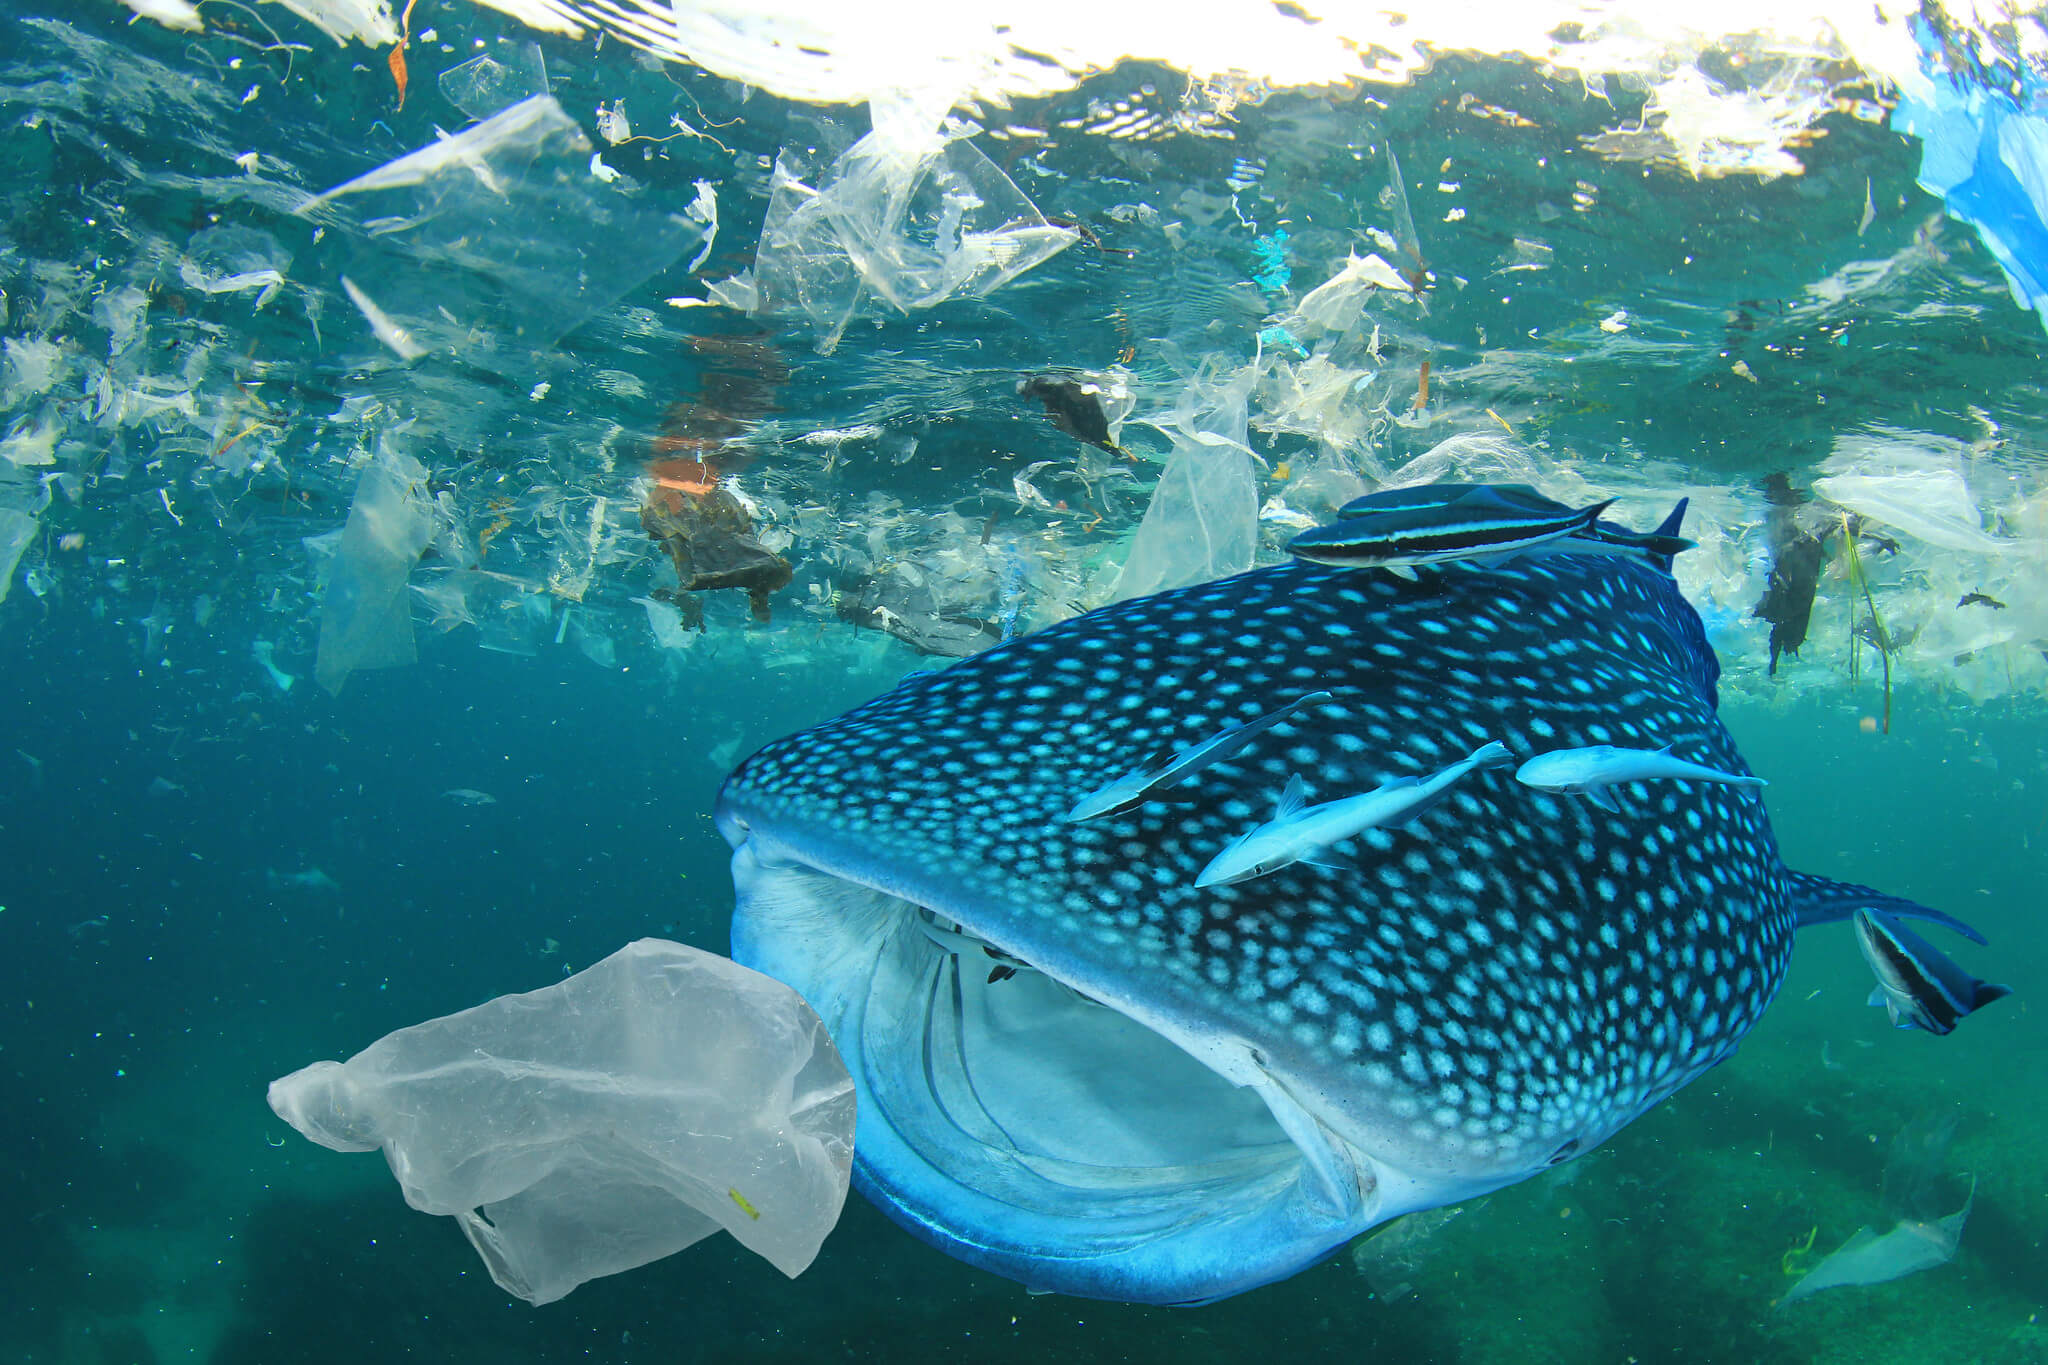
[267,939,855,1306]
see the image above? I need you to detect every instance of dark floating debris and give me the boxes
[1752,472,1832,677]
[641,481,793,625]
[1018,370,1133,456]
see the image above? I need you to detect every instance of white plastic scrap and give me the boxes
[596,101,632,144]
[340,276,425,361]
[686,179,719,272]
[118,0,203,32]
[1284,252,1414,338]
[1814,433,2016,555]
[270,0,399,46]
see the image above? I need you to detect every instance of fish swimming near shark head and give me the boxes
[715,531,1986,1306]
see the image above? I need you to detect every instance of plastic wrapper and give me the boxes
[739,92,1079,354]
[438,42,549,121]
[1279,251,1413,338]
[267,939,855,1306]
[178,225,290,306]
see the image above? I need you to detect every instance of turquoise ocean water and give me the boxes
[2,3,2046,1361]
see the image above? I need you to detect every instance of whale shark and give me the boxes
[714,536,1987,1305]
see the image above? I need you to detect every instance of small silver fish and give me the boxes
[441,788,499,806]
[1854,909,2011,1036]
[1197,740,1512,887]
[1065,691,1333,822]
[1514,743,1765,812]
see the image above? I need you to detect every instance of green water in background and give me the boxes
[2,1,2046,1360]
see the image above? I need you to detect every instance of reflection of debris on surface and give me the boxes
[642,477,792,624]
[638,327,794,625]
[653,332,791,463]
[1018,368,1134,455]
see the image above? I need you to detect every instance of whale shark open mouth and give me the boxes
[718,822,1391,1306]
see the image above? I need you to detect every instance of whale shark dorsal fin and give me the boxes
[1653,496,1690,540]
[1276,774,1308,819]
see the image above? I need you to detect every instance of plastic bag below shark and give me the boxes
[267,939,855,1305]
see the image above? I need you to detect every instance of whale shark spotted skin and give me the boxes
[715,548,1979,1306]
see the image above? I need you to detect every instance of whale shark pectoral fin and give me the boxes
[1788,869,1988,944]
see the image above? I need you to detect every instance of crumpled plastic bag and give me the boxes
[267,939,855,1306]
[721,91,1078,354]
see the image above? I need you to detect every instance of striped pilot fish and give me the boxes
[714,532,1992,1306]
[1854,907,2011,1035]
[1291,481,1693,575]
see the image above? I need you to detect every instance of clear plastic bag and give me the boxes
[268,939,855,1305]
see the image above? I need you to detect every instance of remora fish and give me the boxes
[714,551,1987,1306]
[1854,908,2011,1035]
[1195,740,1512,887]
[1334,483,1694,567]
[1514,743,1766,811]
[1065,691,1333,822]
[1290,486,1614,575]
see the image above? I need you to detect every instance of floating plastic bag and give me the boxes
[299,95,706,364]
[1281,251,1413,338]
[0,507,35,606]
[1813,432,2014,555]
[1895,49,2048,332]
[438,42,549,122]
[1110,355,1259,601]
[738,91,1078,353]
[1780,1186,1972,1304]
[267,939,855,1306]
[313,445,436,694]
